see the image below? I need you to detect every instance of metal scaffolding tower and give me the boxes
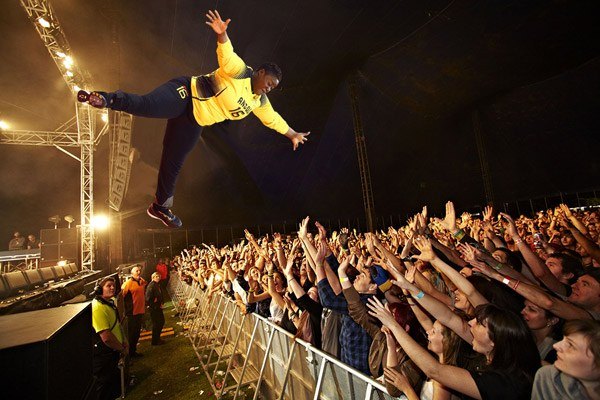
[348,74,376,232]
[0,0,132,270]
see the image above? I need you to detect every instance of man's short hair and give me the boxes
[257,62,282,81]
[586,268,600,286]
[99,276,116,288]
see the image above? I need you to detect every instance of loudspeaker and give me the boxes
[40,229,59,246]
[0,303,94,400]
[40,228,79,267]
[59,228,78,244]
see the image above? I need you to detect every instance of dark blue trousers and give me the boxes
[107,76,202,208]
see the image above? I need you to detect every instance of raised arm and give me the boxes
[368,298,482,400]
[413,236,489,308]
[499,212,565,295]
[392,273,473,343]
[472,261,592,321]
[205,9,230,43]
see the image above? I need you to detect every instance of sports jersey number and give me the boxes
[229,107,246,118]
[176,86,188,99]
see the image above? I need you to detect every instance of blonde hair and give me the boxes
[152,272,161,280]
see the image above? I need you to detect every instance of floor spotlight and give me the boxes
[48,215,61,229]
[64,215,75,228]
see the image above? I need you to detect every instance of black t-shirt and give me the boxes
[469,369,532,400]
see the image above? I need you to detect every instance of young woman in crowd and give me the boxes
[532,319,600,400]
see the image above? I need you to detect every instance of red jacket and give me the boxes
[156,263,168,280]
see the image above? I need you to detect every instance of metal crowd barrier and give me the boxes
[168,274,400,400]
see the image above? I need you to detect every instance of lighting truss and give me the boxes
[20,0,90,90]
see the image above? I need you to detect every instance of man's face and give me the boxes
[102,281,116,299]
[131,267,141,278]
[252,70,279,95]
[568,275,600,308]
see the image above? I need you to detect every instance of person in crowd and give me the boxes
[155,258,169,291]
[8,231,26,250]
[532,319,600,400]
[121,265,147,357]
[92,276,127,400]
[26,234,40,249]
[145,272,166,346]
[78,9,309,228]
[368,296,541,400]
[282,240,323,348]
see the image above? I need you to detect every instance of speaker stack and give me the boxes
[40,228,78,268]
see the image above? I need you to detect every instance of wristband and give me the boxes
[378,280,393,293]
[514,238,523,245]
[340,276,349,283]
[502,277,511,286]
[513,280,521,291]
[413,290,425,300]
[453,229,466,241]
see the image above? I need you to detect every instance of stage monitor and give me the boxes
[4,271,30,293]
[24,269,43,287]
[39,267,56,282]
[0,302,94,399]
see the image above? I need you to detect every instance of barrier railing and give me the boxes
[168,275,399,400]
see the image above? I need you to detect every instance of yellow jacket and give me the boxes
[190,40,290,134]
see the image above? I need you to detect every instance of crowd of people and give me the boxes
[173,202,600,400]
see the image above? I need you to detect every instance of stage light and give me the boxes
[64,215,75,228]
[63,56,73,69]
[37,17,51,28]
[0,120,9,130]
[57,260,67,267]
[66,71,73,77]
[92,214,110,231]
[101,112,108,123]
[73,85,81,92]
[48,215,61,229]
[56,51,66,58]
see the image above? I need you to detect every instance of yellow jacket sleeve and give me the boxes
[216,39,247,78]
[252,95,290,135]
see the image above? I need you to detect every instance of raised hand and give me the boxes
[412,236,436,262]
[404,263,417,284]
[457,243,479,264]
[384,367,412,393]
[498,212,519,238]
[283,240,300,279]
[315,239,328,266]
[315,221,327,241]
[440,201,457,232]
[483,205,494,222]
[205,10,230,35]
[298,216,310,239]
[559,203,573,218]
[366,297,396,327]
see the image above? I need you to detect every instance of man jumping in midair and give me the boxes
[79,10,309,227]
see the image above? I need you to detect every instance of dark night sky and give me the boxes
[1,0,599,245]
